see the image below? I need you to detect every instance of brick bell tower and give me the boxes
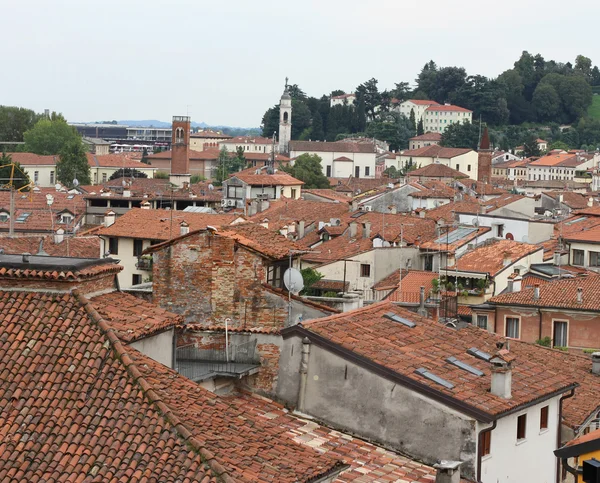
[170,115,191,188]
[477,125,492,184]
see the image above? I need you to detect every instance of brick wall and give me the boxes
[153,231,288,329]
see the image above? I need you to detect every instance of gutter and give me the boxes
[556,388,577,483]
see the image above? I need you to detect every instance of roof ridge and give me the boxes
[302,299,391,327]
[72,289,236,483]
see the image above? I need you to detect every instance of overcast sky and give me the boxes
[3,0,599,127]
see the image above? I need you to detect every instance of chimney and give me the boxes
[54,228,65,244]
[141,201,151,210]
[592,352,600,375]
[349,222,358,238]
[298,220,305,239]
[351,200,358,212]
[419,210,426,218]
[502,251,512,267]
[589,197,594,208]
[389,205,398,215]
[183,181,190,190]
[480,205,487,215]
[417,285,428,317]
[533,284,540,300]
[363,221,371,239]
[507,279,513,293]
[180,221,189,236]
[490,349,514,399]
[434,461,462,483]
[558,194,564,204]
[123,188,131,198]
[512,275,522,293]
[104,210,116,227]
[577,287,583,304]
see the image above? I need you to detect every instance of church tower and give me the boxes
[278,79,292,154]
[170,115,191,188]
[477,126,492,184]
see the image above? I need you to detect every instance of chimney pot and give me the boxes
[533,284,540,300]
[180,221,190,236]
[363,221,371,239]
[577,287,583,304]
[592,352,600,375]
[22,253,30,263]
[298,220,305,239]
[434,460,462,483]
[490,353,513,399]
[349,222,358,238]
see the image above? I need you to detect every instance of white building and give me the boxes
[423,104,473,133]
[394,99,440,123]
[330,93,356,108]
[279,82,292,153]
[289,140,377,178]
[391,145,479,180]
[408,132,442,150]
[219,135,275,154]
[527,152,596,182]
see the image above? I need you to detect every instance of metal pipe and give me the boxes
[225,317,231,363]
[297,337,311,412]
[556,388,576,483]
[476,419,497,482]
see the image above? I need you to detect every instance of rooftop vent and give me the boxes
[383,312,416,328]
[446,356,484,376]
[467,347,492,362]
[415,367,454,389]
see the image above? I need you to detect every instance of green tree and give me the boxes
[392,81,411,102]
[0,106,41,148]
[311,112,325,141]
[141,147,150,164]
[108,168,148,180]
[300,267,323,296]
[356,78,381,119]
[57,140,91,187]
[522,133,541,157]
[440,121,480,150]
[409,109,416,132]
[24,118,81,155]
[558,75,593,120]
[416,60,438,99]
[532,83,561,121]
[591,66,600,86]
[190,174,207,183]
[0,152,31,190]
[574,55,593,82]
[366,112,414,151]
[417,119,424,136]
[214,147,244,185]
[281,153,330,188]
[261,105,279,138]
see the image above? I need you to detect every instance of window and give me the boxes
[456,164,460,171]
[540,406,549,430]
[365,166,370,176]
[480,430,491,457]
[50,171,55,184]
[573,249,585,266]
[0,212,8,222]
[506,317,519,338]
[132,274,142,286]
[291,188,297,198]
[355,166,360,178]
[133,239,143,257]
[326,165,332,177]
[496,224,504,238]
[517,414,527,441]
[108,237,119,255]
[102,173,107,182]
[477,315,488,330]
[553,321,568,347]
[590,251,600,267]
[34,171,39,183]
[360,264,371,277]
[467,164,471,172]
[60,214,72,225]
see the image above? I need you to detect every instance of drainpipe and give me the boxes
[538,308,543,341]
[476,420,497,483]
[556,388,576,483]
[297,337,311,412]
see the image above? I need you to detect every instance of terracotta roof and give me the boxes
[489,274,600,311]
[333,156,353,162]
[0,235,100,258]
[311,279,349,291]
[229,167,303,186]
[190,130,232,139]
[407,163,468,179]
[86,153,153,169]
[387,270,439,303]
[556,215,600,239]
[218,222,305,260]
[401,145,472,159]
[563,224,600,243]
[3,152,57,165]
[524,180,588,190]
[373,268,406,290]
[220,135,273,145]
[405,99,440,106]
[426,104,472,113]
[408,180,458,199]
[90,291,182,342]
[291,301,577,420]
[465,180,507,196]
[528,153,586,168]
[290,141,377,154]
[409,132,442,142]
[329,177,396,193]
[493,158,529,169]
[96,208,240,240]
[420,227,491,253]
[563,428,600,449]
[302,189,350,203]
[0,258,121,283]
[426,200,481,223]
[543,191,591,210]
[454,239,542,276]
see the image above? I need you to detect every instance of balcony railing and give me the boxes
[136,257,153,270]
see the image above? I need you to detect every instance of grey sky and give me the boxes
[3,0,599,127]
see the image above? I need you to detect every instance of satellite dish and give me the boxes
[54,184,61,190]
[208,184,214,190]
[283,267,304,294]
[72,178,79,187]
[522,235,529,243]
[471,218,479,226]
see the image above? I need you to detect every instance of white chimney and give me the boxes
[419,210,426,218]
[350,200,358,212]
[589,197,594,208]
[512,275,522,293]
[592,352,600,375]
[180,221,189,236]
[533,284,540,300]
[104,210,116,227]
[389,205,398,215]
[577,287,583,304]
[54,228,65,244]
[434,461,462,483]
[141,201,151,210]
[490,350,514,399]
[502,251,512,267]
[298,220,305,239]
[558,194,564,203]
[349,222,358,238]
[123,189,131,198]
[363,221,371,239]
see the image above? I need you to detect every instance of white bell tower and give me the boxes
[278,78,292,154]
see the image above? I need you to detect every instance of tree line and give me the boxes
[261,52,600,152]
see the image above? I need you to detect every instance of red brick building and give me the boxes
[477,126,492,184]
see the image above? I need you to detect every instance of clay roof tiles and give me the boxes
[409,132,443,142]
[0,235,100,258]
[453,239,542,276]
[387,270,439,303]
[401,145,472,158]
[408,163,469,179]
[229,167,302,186]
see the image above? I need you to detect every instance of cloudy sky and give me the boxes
[3,0,598,127]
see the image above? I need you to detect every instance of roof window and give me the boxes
[415,368,454,389]
[383,312,416,328]
[446,356,484,376]
[467,347,492,361]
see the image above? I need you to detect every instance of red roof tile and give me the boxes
[426,104,472,113]
[3,152,57,165]
[454,239,541,276]
[409,132,443,142]
[402,145,472,158]
[387,270,439,303]
[229,167,303,186]
[408,163,468,179]
[0,235,99,258]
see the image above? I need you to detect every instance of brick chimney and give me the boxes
[477,126,492,184]
[490,348,514,399]
[434,461,462,483]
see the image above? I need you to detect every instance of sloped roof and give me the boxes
[0,235,100,258]
[401,145,472,159]
[290,141,376,154]
[409,132,442,142]
[86,153,152,169]
[387,270,439,303]
[408,163,468,179]
[542,191,591,210]
[229,167,303,186]
[454,239,542,276]
[218,222,305,260]
[528,153,585,168]
[426,104,472,113]
[191,130,232,139]
[563,224,600,243]
[288,301,576,421]
[3,152,57,165]
[302,189,351,203]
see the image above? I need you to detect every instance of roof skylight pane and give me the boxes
[415,367,454,389]
[383,312,416,328]
[446,356,484,376]
[467,347,492,361]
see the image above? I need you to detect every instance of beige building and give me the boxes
[395,99,440,123]
[330,93,356,107]
[423,104,473,133]
[219,135,274,154]
[189,130,232,152]
[392,145,479,180]
[408,132,442,150]
[492,159,529,181]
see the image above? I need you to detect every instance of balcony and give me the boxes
[136,257,153,271]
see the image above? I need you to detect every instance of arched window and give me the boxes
[175,127,184,144]
[283,112,288,123]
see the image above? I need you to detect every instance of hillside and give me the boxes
[588,95,600,120]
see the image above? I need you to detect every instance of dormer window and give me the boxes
[60,214,73,224]
[0,212,9,222]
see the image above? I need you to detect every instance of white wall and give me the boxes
[22,165,56,187]
[129,328,174,368]
[479,397,560,483]
[568,241,600,273]
[100,236,153,288]
[458,213,552,244]
[394,151,479,180]
[289,149,377,178]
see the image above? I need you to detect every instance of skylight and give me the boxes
[467,347,492,362]
[446,356,484,376]
[433,227,477,245]
[415,368,454,389]
[383,312,416,328]
[16,213,31,223]
[564,217,587,226]
[350,212,366,219]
